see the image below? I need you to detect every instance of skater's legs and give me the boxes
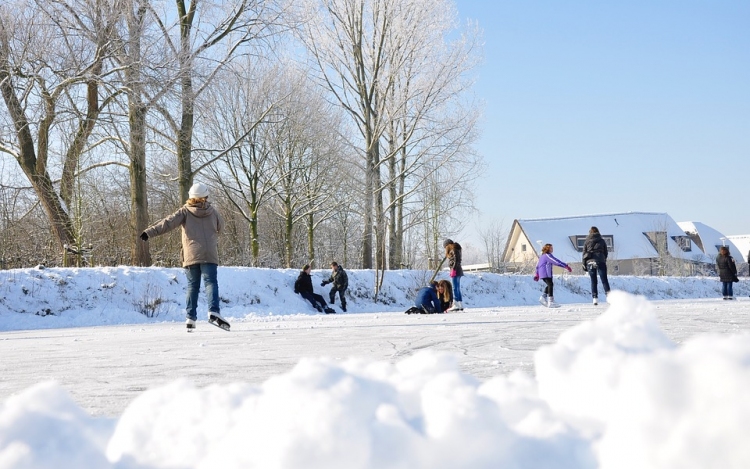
[542,278,554,297]
[337,289,347,309]
[201,263,220,313]
[312,293,328,307]
[588,265,599,298]
[185,264,201,320]
[598,262,611,294]
[300,291,318,308]
[329,287,336,304]
[452,276,462,302]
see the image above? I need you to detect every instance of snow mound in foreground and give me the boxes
[2,292,750,468]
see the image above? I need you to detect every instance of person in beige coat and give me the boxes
[140,182,225,331]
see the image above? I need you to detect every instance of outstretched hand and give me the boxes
[566,265,572,272]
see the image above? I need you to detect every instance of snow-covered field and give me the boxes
[1,266,750,468]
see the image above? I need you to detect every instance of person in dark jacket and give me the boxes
[716,246,738,300]
[140,182,225,331]
[321,261,348,312]
[444,239,464,311]
[295,265,335,313]
[582,226,611,305]
[437,279,453,312]
[415,282,442,314]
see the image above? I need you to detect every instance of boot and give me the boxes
[449,301,462,312]
[186,318,196,332]
[547,297,558,308]
[593,298,598,305]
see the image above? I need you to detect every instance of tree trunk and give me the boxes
[0,69,76,258]
[129,103,151,266]
[176,0,197,203]
[307,212,315,265]
[127,1,151,266]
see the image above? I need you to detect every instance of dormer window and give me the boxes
[569,235,614,252]
[671,236,692,252]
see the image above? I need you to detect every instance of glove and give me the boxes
[533,274,539,282]
[566,265,572,272]
[140,232,149,241]
[320,281,327,287]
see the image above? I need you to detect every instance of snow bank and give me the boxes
[2,292,750,468]
[0,266,747,331]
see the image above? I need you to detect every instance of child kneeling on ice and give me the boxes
[534,243,571,307]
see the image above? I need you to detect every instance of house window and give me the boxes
[521,244,526,252]
[671,236,692,252]
[569,235,614,252]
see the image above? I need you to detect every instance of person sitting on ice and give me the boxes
[294,264,336,314]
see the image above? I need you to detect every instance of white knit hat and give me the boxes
[188,182,209,198]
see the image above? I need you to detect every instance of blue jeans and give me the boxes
[722,282,734,297]
[185,263,219,320]
[587,262,610,298]
[452,275,463,302]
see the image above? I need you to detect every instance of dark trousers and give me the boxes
[588,262,611,298]
[542,278,554,297]
[329,287,347,307]
[722,282,734,297]
[300,292,327,310]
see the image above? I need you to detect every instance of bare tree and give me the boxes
[0,0,120,262]
[477,219,507,272]
[298,0,482,273]
[155,0,292,203]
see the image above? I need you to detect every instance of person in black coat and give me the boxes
[321,261,348,312]
[716,246,738,300]
[294,265,335,313]
[582,226,611,305]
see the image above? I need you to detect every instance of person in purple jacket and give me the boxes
[534,243,572,307]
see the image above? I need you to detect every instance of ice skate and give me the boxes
[186,318,196,332]
[208,312,230,331]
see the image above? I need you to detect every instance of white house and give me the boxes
[677,221,745,262]
[502,212,708,275]
[726,235,750,263]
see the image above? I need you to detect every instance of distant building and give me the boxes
[502,212,720,276]
[677,221,744,261]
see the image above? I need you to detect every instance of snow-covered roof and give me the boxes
[512,212,699,264]
[726,234,750,262]
[678,221,744,261]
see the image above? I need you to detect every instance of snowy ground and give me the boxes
[1,266,750,468]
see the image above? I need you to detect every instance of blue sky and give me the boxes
[455,0,750,239]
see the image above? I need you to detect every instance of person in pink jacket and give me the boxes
[534,243,571,307]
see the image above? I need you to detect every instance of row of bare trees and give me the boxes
[0,0,485,274]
